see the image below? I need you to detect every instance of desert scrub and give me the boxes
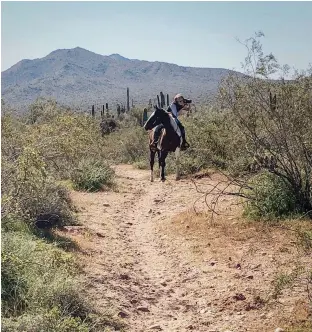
[1,230,124,332]
[1,230,78,317]
[244,171,297,220]
[71,159,115,192]
[2,100,109,180]
[101,125,149,164]
[219,32,312,216]
[2,146,75,228]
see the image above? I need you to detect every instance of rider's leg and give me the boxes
[176,120,189,150]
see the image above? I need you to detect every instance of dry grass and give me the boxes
[168,210,312,331]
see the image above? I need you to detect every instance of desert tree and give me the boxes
[212,31,312,218]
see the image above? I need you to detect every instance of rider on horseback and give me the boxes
[152,93,191,151]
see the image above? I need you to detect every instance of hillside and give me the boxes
[1,47,243,111]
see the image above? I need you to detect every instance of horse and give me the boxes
[144,106,182,182]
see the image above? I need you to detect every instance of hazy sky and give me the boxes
[1,1,312,72]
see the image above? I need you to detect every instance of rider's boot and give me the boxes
[180,136,190,151]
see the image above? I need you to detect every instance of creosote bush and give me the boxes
[244,171,297,219]
[1,230,124,332]
[71,159,115,192]
[2,146,75,228]
[101,125,149,164]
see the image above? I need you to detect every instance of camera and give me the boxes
[183,98,192,104]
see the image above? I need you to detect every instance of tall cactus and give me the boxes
[160,91,165,107]
[157,95,160,108]
[127,87,130,112]
[91,105,95,117]
[166,94,170,106]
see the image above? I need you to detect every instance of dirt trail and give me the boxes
[67,165,311,332]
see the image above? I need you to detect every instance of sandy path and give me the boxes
[67,165,311,332]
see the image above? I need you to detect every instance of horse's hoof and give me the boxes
[175,177,180,181]
[160,178,166,182]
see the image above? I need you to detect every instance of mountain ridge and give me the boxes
[1,47,243,111]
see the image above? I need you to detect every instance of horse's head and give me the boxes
[144,105,169,131]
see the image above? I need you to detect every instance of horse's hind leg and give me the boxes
[175,147,181,181]
[159,151,168,182]
[150,150,156,182]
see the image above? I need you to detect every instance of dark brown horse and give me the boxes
[144,106,182,182]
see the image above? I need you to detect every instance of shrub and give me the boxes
[2,146,75,228]
[219,32,312,216]
[244,171,297,219]
[183,110,233,170]
[1,309,90,332]
[1,230,123,332]
[2,102,109,181]
[71,159,115,192]
[1,231,78,317]
[101,126,149,164]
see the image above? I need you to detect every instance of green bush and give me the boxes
[2,146,75,228]
[1,307,124,332]
[2,103,109,181]
[1,308,90,332]
[1,231,78,317]
[101,126,149,164]
[181,109,241,173]
[71,159,115,192]
[244,172,297,219]
[1,230,123,332]
[219,32,312,215]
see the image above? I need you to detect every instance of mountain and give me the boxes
[1,47,243,111]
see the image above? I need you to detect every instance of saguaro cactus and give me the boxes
[157,95,160,108]
[121,103,126,113]
[166,94,170,106]
[160,91,165,107]
[127,87,130,112]
[91,105,95,117]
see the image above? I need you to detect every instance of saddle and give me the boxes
[145,108,183,151]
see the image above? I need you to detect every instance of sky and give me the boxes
[1,1,312,73]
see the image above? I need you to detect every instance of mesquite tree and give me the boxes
[219,32,312,216]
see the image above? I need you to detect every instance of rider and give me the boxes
[152,93,191,151]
